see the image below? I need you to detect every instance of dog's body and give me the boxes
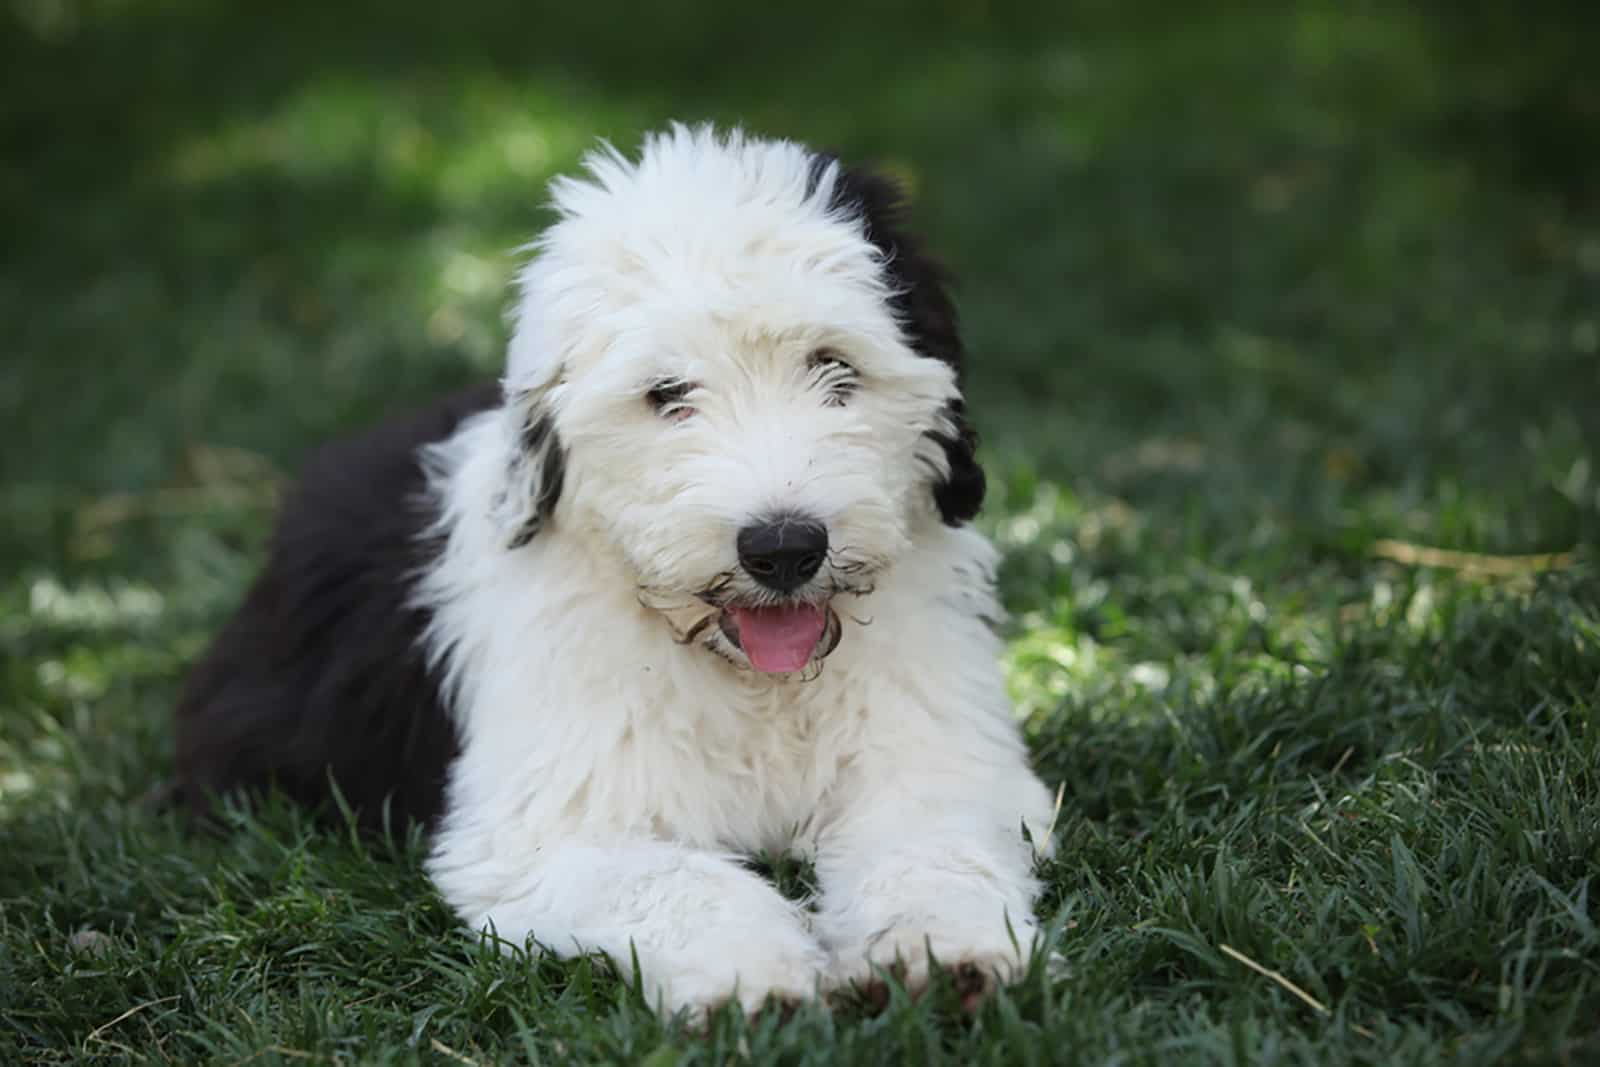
[177,126,1054,1016]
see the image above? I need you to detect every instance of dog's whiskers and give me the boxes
[826,547,888,578]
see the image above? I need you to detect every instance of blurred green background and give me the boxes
[5,1,1597,534]
[3,2,1599,1062]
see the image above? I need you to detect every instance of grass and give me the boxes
[3,1,1599,1063]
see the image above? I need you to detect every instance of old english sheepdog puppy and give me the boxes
[176,124,1056,1017]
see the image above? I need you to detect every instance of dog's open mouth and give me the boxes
[718,602,836,674]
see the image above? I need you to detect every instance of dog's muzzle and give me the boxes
[722,515,835,672]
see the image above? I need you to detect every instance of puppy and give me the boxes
[177,124,1056,1017]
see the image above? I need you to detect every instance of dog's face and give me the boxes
[493,126,984,674]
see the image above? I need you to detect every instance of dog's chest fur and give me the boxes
[434,542,870,860]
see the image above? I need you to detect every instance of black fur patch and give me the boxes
[534,432,566,523]
[819,157,986,524]
[927,399,986,526]
[519,411,554,454]
[174,383,499,829]
[502,402,567,549]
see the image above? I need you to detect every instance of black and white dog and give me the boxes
[177,124,1055,1017]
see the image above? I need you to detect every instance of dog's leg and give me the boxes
[433,839,829,1018]
[812,742,1054,1010]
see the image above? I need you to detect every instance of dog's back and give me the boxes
[174,383,499,829]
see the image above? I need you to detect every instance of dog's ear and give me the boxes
[491,387,567,550]
[822,157,986,525]
[929,399,986,527]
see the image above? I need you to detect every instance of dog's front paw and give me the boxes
[647,932,830,1021]
[828,919,1034,1013]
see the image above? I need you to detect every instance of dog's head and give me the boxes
[492,125,983,674]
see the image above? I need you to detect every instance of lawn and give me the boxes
[3,2,1598,1064]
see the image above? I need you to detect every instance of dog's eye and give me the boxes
[646,379,695,420]
[807,348,858,406]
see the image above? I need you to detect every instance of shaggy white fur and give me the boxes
[415,125,1055,1017]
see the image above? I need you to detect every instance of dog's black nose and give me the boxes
[737,517,828,593]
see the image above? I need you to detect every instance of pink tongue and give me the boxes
[729,603,828,674]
